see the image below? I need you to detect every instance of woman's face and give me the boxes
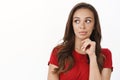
[72,8,95,40]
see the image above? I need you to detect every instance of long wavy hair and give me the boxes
[54,2,104,74]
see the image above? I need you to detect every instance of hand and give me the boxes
[81,39,96,57]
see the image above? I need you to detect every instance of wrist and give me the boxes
[89,54,96,60]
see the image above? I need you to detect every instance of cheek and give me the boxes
[73,25,78,33]
[73,24,77,31]
[87,28,94,35]
[73,27,78,36]
[86,25,94,33]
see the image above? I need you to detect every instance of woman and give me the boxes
[48,2,113,80]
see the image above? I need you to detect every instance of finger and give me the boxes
[81,40,91,51]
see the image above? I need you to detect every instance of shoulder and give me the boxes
[51,45,63,55]
[101,48,112,54]
[101,48,113,70]
[101,48,112,59]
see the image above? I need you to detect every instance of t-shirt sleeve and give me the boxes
[102,48,113,71]
[48,47,59,66]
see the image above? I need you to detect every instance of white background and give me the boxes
[0,0,119,80]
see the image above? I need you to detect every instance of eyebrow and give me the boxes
[73,17,94,19]
[73,17,80,19]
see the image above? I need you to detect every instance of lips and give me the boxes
[79,31,87,35]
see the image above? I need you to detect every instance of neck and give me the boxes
[74,37,85,54]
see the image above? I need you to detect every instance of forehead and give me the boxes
[73,8,94,19]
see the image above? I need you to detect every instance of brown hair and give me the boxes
[54,2,104,74]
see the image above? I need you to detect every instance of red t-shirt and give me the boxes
[48,47,113,80]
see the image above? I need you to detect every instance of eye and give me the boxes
[85,19,91,24]
[74,20,80,24]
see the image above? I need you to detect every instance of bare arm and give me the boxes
[81,39,112,80]
[48,64,59,80]
[89,56,112,80]
[89,55,102,80]
[101,68,112,80]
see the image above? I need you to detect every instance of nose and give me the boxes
[79,22,85,29]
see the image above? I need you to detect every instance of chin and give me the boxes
[78,36,89,40]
